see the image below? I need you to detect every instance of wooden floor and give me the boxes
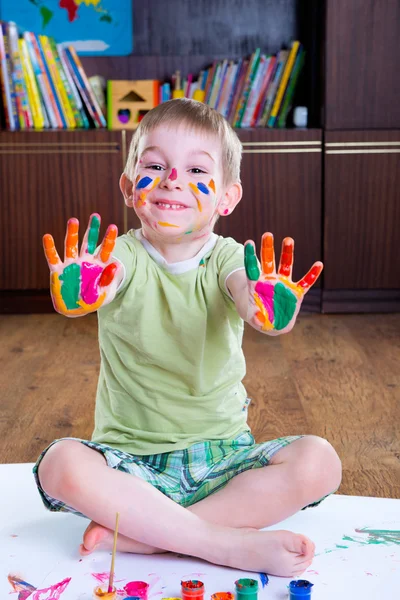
[0,312,399,498]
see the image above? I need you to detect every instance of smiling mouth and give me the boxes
[155,201,188,210]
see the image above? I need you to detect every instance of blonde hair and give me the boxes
[123,98,242,186]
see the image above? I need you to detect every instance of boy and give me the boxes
[36,99,341,577]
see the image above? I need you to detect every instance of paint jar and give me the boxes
[181,579,205,600]
[211,593,234,600]
[92,585,117,600]
[234,579,258,600]
[288,580,314,599]
[123,582,149,600]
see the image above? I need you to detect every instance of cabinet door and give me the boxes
[325,0,400,129]
[0,131,125,290]
[323,131,400,310]
[216,129,323,306]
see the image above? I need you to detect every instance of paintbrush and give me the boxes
[108,512,120,593]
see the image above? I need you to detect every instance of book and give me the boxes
[217,61,236,117]
[19,38,44,129]
[49,38,83,128]
[241,55,269,128]
[57,43,89,128]
[234,48,261,127]
[227,59,249,124]
[258,49,289,127]
[36,34,67,128]
[250,55,276,127]
[276,48,306,128]
[64,46,106,127]
[39,35,75,128]
[267,40,301,127]
[0,21,18,130]
[213,59,229,111]
[207,62,223,108]
[224,58,243,121]
[24,31,60,128]
[8,22,32,129]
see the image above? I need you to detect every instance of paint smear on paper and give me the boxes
[8,575,71,600]
[345,528,400,546]
[259,572,269,587]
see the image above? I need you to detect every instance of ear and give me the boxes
[217,181,243,217]
[120,173,135,208]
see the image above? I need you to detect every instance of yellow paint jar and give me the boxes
[93,585,117,599]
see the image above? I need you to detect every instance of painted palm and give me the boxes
[43,213,120,317]
[244,233,323,334]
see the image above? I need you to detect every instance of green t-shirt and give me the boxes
[92,229,249,455]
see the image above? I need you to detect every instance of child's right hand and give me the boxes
[43,213,121,317]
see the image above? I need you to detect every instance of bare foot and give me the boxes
[210,529,315,577]
[79,521,166,556]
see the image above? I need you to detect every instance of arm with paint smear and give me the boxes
[227,233,323,335]
[43,213,123,317]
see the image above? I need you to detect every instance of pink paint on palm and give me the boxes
[81,262,103,304]
[169,168,178,181]
[31,578,71,599]
[255,281,275,323]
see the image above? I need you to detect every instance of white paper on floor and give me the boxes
[1,463,399,600]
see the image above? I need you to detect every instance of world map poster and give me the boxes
[0,0,133,55]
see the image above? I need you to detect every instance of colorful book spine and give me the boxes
[224,58,242,121]
[8,22,32,129]
[277,49,306,128]
[65,46,106,127]
[36,34,67,128]
[234,48,261,127]
[24,31,59,128]
[217,61,236,117]
[57,43,89,128]
[0,22,18,130]
[227,59,249,124]
[204,61,217,104]
[241,55,268,128]
[267,40,301,128]
[41,35,78,128]
[258,49,289,127]
[207,62,222,108]
[19,38,44,129]
[250,56,276,127]
[213,59,229,111]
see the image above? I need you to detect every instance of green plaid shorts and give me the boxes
[33,431,321,518]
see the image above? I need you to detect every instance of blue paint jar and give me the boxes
[288,580,314,599]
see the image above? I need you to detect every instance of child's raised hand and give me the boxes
[43,213,121,317]
[244,233,323,335]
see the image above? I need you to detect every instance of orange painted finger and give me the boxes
[99,262,118,287]
[278,237,294,278]
[99,225,118,263]
[261,232,275,275]
[297,261,323,293]
[43,234,61,268]
[65,218,79,259]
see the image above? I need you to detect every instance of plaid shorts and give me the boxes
[33,431,323,518]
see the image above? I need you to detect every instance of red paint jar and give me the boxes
[181,580,205,600]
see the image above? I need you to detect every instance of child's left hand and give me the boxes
[244,232,323,335]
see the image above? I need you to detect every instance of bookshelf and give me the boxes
[1,0,399,314]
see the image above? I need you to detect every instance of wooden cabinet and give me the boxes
[216,129,322,310]
[323,131,400,312]
[325,0,400,130]
[0,131,125,308]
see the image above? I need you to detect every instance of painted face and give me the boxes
[132,125,224,240]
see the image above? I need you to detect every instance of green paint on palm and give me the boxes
[88,215,100,254]
[273,283,297,330]
[244,244,260,281]
[59,263,81,309]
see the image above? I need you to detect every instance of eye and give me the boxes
[190,168,206,174]
[146,164,164,171]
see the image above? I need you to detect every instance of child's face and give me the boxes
[126,124,239,241]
